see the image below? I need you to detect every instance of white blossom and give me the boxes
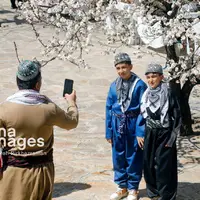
[20,0,200,78]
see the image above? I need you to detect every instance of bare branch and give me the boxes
[14,42,21,63]
[30,23,47,47]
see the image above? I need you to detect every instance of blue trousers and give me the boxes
[112,133,143,190]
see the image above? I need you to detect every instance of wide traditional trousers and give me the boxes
[0,162,54,200]
[112,116,143,190]
[143,126,177,200]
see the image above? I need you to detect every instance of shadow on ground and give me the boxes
[191,130,200,136]
[139,183,200,200]
[177,135,200,174]
[0,9,27,26]
[138,189,147,199]
[177,182,200,200]
[0,10,13,14]
[53,182,91,198]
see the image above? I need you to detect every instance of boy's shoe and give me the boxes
[110,188,128,200]
[127,190,139,200]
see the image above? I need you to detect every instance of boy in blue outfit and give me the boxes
[105,53,147,200]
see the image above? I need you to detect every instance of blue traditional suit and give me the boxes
[106,74,147,190]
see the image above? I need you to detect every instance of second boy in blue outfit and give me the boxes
[105,53,147,200]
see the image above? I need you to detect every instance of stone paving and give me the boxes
[0,1,200,200]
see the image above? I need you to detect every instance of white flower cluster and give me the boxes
[138,0,200,82]
[21,0,109,67]
[21,0,200,80]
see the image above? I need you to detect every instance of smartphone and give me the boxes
[63,79,74,96]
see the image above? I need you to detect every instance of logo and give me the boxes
[0,128,45,150]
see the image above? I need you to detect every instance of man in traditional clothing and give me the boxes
[105,53,147,200]
[0,60,78,200]
[141,63,181,200]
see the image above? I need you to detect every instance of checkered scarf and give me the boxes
[116,72,139,113]
[6,90,52,105]
[141,82,169,127]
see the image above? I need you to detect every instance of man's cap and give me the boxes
[17,60,41,81]
[114,52,132,66]
[145,63,163,75]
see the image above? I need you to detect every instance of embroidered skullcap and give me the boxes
[145,63,163,75]
[114,52,132,66]
[17,60,41,81]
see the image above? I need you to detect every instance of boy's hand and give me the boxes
[107,139,112,144]
[137,137,144,149]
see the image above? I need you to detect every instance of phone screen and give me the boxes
[63,79,74,96]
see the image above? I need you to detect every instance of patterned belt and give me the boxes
[1,149,53,172]
[112,110,139,134]
[146,118,163,129]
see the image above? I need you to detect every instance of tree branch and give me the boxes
[14,42,21,63]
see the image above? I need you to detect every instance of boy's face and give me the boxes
[115,63,132,80]
[146,73,163,89]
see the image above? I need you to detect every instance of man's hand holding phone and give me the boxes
[64,90,76,102]
[63,79,76,103]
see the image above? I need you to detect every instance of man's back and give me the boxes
[0,101,78,156]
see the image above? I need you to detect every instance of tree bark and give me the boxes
[180,80,194,136]
[157,3,198,136]
[169,79,194,136]
[166,44,195,136]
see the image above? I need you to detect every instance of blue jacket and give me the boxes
[105,78,147,139]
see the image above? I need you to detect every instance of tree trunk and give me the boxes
[166,44,194,136]
[180,80,194,136]
[169,79,194,136]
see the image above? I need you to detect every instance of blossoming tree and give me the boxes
[21,0,200,135]
[137,0,200,135]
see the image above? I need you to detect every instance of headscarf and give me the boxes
[116,72,139,113]
[6,90,52,105]
[141,82,169,127]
